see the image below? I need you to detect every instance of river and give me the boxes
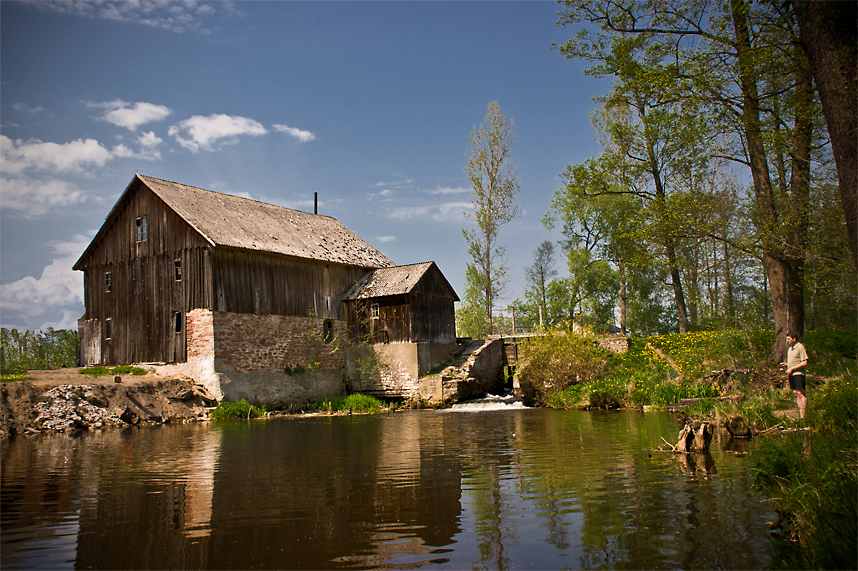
[1,404,776,570]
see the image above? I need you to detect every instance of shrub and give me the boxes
[210,399,263,421]
[517,328,610,404]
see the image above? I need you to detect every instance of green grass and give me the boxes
[79,365,148,377]
[752,376,857,569]
[210,399,264,421]
[316,393,386,413]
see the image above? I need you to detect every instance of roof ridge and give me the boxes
[137,173,333,219]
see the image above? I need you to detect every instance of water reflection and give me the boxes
[1,410,776,570]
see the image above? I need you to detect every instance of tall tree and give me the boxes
[792,0,858,269]
[461,101,521,335]
[554,33,714,332]
[555,0,837,358]
[524,240,559,321]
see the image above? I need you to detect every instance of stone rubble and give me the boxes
[34,385,126,432]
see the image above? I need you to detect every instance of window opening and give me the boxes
[323,320,334,344]
[174,260,182,281]
[174,312,182,334]
[135,217,148,242]
[370,303,379,318]
[105,318,112,340]
[105,272,112,293]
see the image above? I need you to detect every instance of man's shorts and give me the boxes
[789,373,806,391]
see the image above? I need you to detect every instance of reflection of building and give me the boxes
[74,174,459,405]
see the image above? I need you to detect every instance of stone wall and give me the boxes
[597,336,631,353]
[347,342,460,400]
[160,310,347,406]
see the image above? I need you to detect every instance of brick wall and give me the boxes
[211,312,346,374]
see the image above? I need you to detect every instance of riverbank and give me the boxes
[0,369,217,438]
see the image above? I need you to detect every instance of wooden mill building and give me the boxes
[73,174,460,404]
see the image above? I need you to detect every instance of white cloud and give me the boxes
[369,188,396,200]
[168,114,267,152]
[139,131,163,148]
[0,176,88,218]
[374,179,414,188]
[1,134,113,176]
[12,103,45,114]
[386,201,472,223]
[375,235,396,243]
[0,233,92,331]
[91,99,173,131]
[29,0,235,34]
[272,124,316,143]
[426,186,470,195]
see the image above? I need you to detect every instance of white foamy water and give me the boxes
[447,393,527,411]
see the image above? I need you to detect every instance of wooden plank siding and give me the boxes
[78,181,212,365]
[209,248,369,320]
[410,294,456,343]
[371,294,411,344]
[76,175,399,367]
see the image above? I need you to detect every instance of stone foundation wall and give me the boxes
[161,310,347,406]
[346,342,460,400]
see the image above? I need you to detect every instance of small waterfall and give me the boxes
[446,393,527,412]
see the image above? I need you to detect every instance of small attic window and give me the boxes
[135,217,148,242]
[105,272,112,293]
[174,260,182,281]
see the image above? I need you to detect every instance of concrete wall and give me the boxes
[345,342,459,400]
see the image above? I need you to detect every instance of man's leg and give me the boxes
[794,390,807,419]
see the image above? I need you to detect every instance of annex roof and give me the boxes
[75,174,395,270]
[343,261,459,301]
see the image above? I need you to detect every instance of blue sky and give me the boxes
[1,0,605,332]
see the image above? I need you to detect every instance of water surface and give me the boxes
[1,408,775,569]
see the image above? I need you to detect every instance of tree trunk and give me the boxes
[732,1,791,359]
[793,0,858,270]
[668,245,690,333]
[786,51,814,340]
[618,260,627,336]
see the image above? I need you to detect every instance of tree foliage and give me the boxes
[516,328,610,405]
[1,328,79,375]
[552,0,855,347]
[460,101,521,338]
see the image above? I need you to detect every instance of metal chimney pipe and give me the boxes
[314,192,318,215]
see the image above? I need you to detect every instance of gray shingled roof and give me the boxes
[78,174,395,269]
[343,262,458,300]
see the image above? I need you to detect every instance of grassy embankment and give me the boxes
[534,328,856,570]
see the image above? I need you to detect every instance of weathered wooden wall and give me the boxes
[78,181,211,365]
[209,249,367,320]
[410,294,456,343]
[77,180,378,366]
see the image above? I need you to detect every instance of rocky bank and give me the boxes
[0,369,218,439]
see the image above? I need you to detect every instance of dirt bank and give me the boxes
[0,368,218,439]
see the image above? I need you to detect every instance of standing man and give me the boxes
[782,331,809,419]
